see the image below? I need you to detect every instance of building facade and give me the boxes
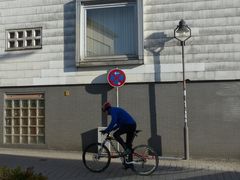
[0,0,240,159]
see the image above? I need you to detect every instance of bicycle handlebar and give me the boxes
[100,130,141,137]
[99,130,110,136]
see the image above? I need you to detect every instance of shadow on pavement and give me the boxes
[0,154,239,180]
[0,154,134,180]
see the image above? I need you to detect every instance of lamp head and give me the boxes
[174,19,191,42]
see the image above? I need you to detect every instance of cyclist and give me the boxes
[101,102,136,168]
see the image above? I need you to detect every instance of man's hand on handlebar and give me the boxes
[100,130,107,135]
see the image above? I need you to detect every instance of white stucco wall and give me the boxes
[0,0,240,86]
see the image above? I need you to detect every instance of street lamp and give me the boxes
[174,19,191,160]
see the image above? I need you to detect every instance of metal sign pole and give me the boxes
[116,67,119,107]
[116,87,119,107]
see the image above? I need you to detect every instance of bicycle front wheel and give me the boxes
[132,145,159,175]
[82,143,111,172]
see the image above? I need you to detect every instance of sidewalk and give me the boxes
[0,148,239,180]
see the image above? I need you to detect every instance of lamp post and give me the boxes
[174,19,191,160]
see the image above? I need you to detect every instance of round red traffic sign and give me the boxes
[107,69,126,87]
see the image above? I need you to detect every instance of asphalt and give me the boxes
[0,148,239,180]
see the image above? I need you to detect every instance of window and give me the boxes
[6,28,42,51]
[4,94,45,145]
[76,0,143,67]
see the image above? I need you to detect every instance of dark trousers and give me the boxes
[113,124,137,151]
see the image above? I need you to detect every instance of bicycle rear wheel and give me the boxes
[132,145,159,175]
[82,143,111,172]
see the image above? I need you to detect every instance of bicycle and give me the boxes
[82,130,159,175]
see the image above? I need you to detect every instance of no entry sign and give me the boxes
[107,69,126,87]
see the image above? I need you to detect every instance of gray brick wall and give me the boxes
[0,81,239,158]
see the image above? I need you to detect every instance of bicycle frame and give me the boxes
[99,134,146,165]
[100,134,123,159]
[83,131,159,175]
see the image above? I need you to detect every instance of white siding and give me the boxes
[0,0,240,86]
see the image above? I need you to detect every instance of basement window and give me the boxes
[4,94,45,145]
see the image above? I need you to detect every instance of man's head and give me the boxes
[102,102,111,113]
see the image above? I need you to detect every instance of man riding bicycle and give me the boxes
[101,102,137,168]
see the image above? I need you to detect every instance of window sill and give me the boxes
[5,46,42,51]
[76,58,143,67]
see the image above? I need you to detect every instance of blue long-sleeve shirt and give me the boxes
[104,107,136,133]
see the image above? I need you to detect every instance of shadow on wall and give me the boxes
[145,32,173,81]
[81,128,98,150]
[85,74,113,126]
[145,32,173,156]
[83,75,113,149]
[64,0,77,72]
[0,51,34,61]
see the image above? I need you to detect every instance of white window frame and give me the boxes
[76,0,143,67]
